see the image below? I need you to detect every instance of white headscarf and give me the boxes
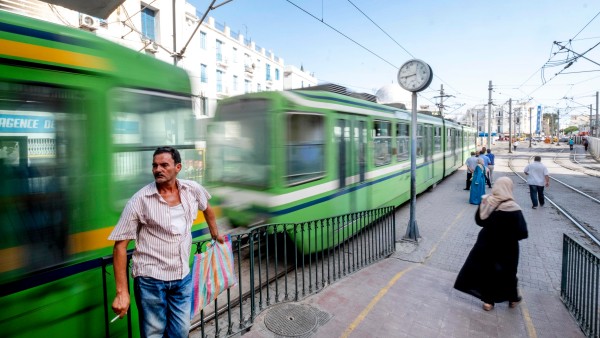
[479,177,521,220]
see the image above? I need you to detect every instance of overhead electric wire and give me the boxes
[344,0,464,100]
[571,10,600,40]
[284,0,398,69]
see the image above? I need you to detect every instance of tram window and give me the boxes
[396,122,409,161]
[417,124,424,157]
[286,113,325,186]
[111,88,196,207]
[0,81,86,273]
[434,126,442,153]
[373,120,392,166]
[207,99,270,187]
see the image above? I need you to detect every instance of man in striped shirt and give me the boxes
[108,146,224,338]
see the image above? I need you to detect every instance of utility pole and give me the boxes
[594,92,600,137]
[557,109,560,143]
[508,99,512,153]
[487,81,492,148]
[529,107,532,148]
[434,84,454,118]
[440,84,444,116]
[590,104,593,136]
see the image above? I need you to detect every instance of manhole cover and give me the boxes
[264,303,318,337]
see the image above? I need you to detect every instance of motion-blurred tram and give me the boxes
[0,11,207,337]
[207,87,477,251]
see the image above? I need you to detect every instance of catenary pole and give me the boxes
[590,104,593,135]
[487,81,492,148]
[594,92,600,137]
[508,99,512,153]
[529,107,532,147]
[440,84,444,117]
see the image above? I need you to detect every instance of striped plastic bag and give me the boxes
[190,235,238,318]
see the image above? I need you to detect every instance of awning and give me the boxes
[40,0,125,19]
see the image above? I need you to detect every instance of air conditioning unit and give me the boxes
[79,14,99,30]
[143,39,159,53]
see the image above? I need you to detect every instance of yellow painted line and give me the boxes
[340,265,416,338]
[0,38,113,71]
[519,289,538,338]
[424,205,467,262]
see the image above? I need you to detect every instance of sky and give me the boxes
[188,0,600,122]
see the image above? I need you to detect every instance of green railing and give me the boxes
[190,206,396,337]
[561,234,600,338]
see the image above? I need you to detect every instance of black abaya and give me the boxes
[454,206,528,305]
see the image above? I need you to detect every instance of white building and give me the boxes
[283,65,317,90]
[1,0,318,119]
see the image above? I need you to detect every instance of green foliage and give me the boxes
[563,126,579,135]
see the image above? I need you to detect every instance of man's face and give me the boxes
[152,153,181,184]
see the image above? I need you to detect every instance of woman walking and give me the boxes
[454,177,528,311]
[469,158,487,205]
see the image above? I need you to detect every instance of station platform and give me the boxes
[243,143,588,338]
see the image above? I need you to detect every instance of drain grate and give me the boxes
[264,303,318,337]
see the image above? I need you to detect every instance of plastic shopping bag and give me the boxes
[190,235,238,318]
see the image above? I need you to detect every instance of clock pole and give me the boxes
[405,90,420,241]
[397,59,433,242]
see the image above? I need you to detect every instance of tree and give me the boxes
[563,126,579,135]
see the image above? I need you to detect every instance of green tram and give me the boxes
[0,12,208,337]
[207,89,477,252]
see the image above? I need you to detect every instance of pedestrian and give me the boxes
[108,146,225,338]
[469,158,487,205]
[513,140,519,151]
[479,150,492,188]
[523,155,550,209]
[569,138,574,150]
[454,177,528,311]
[464,151,478,191]
[583,138,589,151]
[486,149,495,183]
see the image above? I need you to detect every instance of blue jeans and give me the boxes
[134,273,192,338]
[529,185,545,207]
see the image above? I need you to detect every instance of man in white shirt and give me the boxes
[523,156,550,209]
[109,146,224,337]
[464,152,478,190]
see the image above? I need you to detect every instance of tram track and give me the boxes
[552,147,600,177]
[508,153,600,247]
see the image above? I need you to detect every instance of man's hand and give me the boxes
[213,233,226,244]
[112,291,130,319]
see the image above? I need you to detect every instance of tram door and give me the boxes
[424,124,433,181]
[336,116,368,212]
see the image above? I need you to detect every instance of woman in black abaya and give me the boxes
[454,177,528,311]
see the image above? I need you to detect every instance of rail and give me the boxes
[561,234,600,338]
[99,206,396,337]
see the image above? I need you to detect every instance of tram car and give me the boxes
[0,11,207,337]
[206,86,477,252]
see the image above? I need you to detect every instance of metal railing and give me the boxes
[561,234,600,338]
[190,206,396,337]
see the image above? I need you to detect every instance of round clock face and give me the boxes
[397,59,433,92]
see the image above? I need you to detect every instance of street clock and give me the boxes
[397,59,433,93]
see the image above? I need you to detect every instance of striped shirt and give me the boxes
[108,179,210,281]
